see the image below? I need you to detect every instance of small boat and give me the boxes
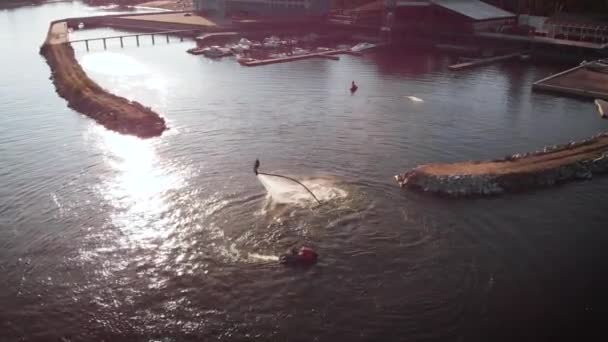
[292,48,309,56]
[236,55,255,64]
[350,81,358,93]
[238,38,252,45]
[263,40,281,48]
[229,43,250,54]
[351,42,376,52]
[187,46,207,55]
[202,46,233,58]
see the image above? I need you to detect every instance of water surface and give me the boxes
[2,2,608,341]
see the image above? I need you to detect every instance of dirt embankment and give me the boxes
[395,133,608,196]
[40,40,166,138]
[82,0,192,10]
[136,0,192,10]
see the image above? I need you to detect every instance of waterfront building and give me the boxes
[385,0,516,34]
[193,0,331,17]
[543,14,608,43]
[333,1,516,34]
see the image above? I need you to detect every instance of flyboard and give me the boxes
[253,159,322,205]
[253,159,320,266]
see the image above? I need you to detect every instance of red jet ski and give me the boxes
[280,246,318,266]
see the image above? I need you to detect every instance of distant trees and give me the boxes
[82,0,143,5]
[331,0,377,10]
[7,0,46,3]
[485,0,608,15]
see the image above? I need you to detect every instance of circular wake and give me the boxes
[257,174,347,206]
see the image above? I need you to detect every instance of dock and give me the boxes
[195,32,239,45]
[475,32,608,50]
[533,61,608,100]
[43,11,229,51]
[448,51,528,71]
[435,43,480,55]
[69,29,197,51]
[239,49,352,67]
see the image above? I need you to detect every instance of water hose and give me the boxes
[254,159,322,205]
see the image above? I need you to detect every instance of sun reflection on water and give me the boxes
[80,52,149,76]
[78,51,170,111]
[92,127,184,248]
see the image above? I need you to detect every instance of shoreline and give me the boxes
[395,132,608,196]
[81,0,192,11]
[40,20,167,138]
[0,0,71,10]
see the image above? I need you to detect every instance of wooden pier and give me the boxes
[448,51,528,71]
[68,29,199,51]
[475,32,608,50]
[533,61,608,101]
[239,49,353,67]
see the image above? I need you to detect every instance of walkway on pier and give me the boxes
[239,49,359,67]
[533,62,608,100]
[448,51,528,70]
[475,32,608,50]
[69,29,197,50]
[46,21,68,45]
[45,11,227,48]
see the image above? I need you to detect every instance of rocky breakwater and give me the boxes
[395,132,608,196]
[40,21,166,138]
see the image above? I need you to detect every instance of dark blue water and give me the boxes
[2,2,608,341]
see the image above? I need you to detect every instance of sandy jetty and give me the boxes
[40,21,166,138]
[396,133,608,196]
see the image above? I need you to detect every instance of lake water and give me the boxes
[2,2,608,341]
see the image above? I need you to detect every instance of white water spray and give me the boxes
[257,174,347,205]
[248,253,280,262]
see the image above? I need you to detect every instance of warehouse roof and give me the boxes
[432,0,515,21]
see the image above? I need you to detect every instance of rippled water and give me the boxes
[2,2,608,341]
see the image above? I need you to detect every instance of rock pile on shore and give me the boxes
[396,132,608,196]
[40,42,166,138]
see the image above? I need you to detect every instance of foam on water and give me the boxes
[257,174,347,205]
[405,95,424,102]
[248,253,280,262]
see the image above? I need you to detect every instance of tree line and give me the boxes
[485,0,608,16]
[81,0,146,5]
